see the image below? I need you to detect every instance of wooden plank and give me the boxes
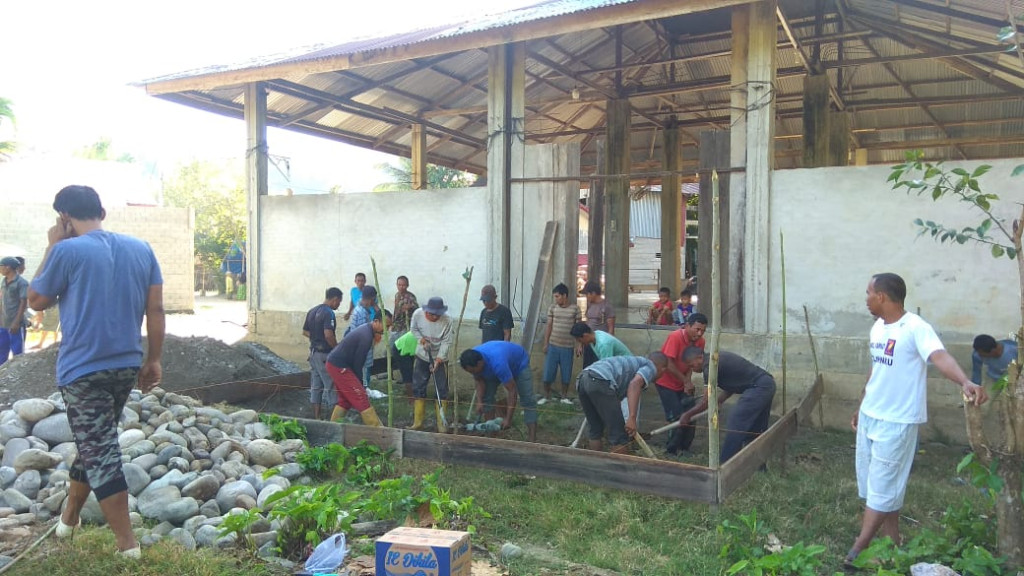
[521,221,558,351]
[604,98,631,312]
[661,121,682,295]
[402,430,719,502]
[795,374,824,426]
[719,411,797,498]
[344,425,404,454]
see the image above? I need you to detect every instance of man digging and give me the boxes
[576,353,668,454]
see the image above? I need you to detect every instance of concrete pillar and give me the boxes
[829,111,851,166]
[604,98,631,313]
[802,74,831,168]
[486,43,526,301]
[728,6,749,330]
[244,82,267,324]
[698,131,741,329]
[587,139,605,286]
[411,123,427,190]
[661,120,682,296]
[742,0,777,334]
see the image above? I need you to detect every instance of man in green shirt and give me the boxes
[571,322,630,363]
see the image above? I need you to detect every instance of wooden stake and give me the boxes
[633,432,656,458]
[451,266,474,432]
[803,305,824,428]
[370,257,392,427]
[708,170,722,475]
[650,410,707,435]
[780,231,787,414]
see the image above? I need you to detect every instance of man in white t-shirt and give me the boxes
[846,273,988,566]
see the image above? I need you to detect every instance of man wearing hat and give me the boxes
[409,297,455,431]
[0,256,28,364]
[479,284,514,343]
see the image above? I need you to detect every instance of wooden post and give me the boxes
[698,131,738,329]
[243,82,267,324]
[521,222,558,352]
[742,0,777,334]
[802,74,831,168]
[803,305,825,429]
[708,170,723,491]
[829,111,851,166]
[604,99,631,312]
[854,148,868,166]
[661,118,683,295]
[779,231,787,414]
[369,257,391,426]
[587,139,605,286]
[451,267,474,429]
[728,5,748,330]
[411,123,427,190]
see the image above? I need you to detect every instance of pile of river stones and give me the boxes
[0,388,315,561]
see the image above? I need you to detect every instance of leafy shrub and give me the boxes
[217,508,264,550]
[296,443,351,478]
[717,511,825,576]
[346,442,395,485]
[263,483,363,560]
[259,414,307,441]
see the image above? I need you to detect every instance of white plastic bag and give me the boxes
[304,532,348,574]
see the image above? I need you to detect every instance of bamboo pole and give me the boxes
[451,266,474,432]
[803,305,824,428]
[369,257,392,427]
[708,170,722,472]
[780,231,787,414]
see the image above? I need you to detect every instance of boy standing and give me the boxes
[579,280,615,368]
[648,287,674,326]
[0,256,28,364]
[343,272,368,321]
[541,283,581,405]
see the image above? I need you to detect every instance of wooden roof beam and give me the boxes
[777,4,846,110]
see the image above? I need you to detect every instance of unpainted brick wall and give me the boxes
[0,204,195,312]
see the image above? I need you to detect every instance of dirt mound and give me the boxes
[0,335,299,409]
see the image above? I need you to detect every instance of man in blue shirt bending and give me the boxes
[459,341,538,442]
[971,334,1017,385]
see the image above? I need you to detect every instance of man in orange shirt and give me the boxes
[653,313,708,455]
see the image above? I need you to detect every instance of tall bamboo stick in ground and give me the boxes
[633,432,656,458]
[370,257,392,427]
[451,266,474,433]
[780,231,787,414]
[803,305,824,428]
[707,170,722,470]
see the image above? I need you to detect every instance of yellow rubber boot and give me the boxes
[330,406,345,422]
[409,399,426,430]
[359,407,382,427]
[435,401,448,433]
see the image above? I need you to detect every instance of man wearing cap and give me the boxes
[577,353,668,453]
[459,342,539,442]
[579,280,615,367]
[479,284,514,343]
[28,185,164,558]
[0,256,28,364]
[326,314,390,427]
[302,287,343,420]
[409,297,455,432]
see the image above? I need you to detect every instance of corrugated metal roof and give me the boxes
[143,0,1024,174]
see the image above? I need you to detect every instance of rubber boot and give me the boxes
[330,405,345,422]
[435,401,448,433]
[409,399,426,431]
[359,406,382,427]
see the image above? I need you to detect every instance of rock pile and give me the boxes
[0,389,315,558]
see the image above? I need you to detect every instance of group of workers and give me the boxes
[302,276,779,461]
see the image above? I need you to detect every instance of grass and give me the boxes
[5,428,986,575]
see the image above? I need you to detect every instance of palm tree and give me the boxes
[372,157,475,191]
[0,97,16,161]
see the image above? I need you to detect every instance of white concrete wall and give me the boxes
[258,187,494,319]
[768,159,1022,341]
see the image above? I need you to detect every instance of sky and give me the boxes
[0,0,536,195]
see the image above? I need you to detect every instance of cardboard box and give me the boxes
[375,527,471,576]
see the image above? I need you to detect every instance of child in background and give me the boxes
[343,272,367,321]
[648,287,674,326]
[673,290,696,325]
[540,283,582,405]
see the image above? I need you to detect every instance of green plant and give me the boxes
[346,442,395,486]
[957,453,1005,504]
[263,483,363,560]
[259,413,307,441]
[718,511,824,576]
[421,469,490,534]
[363,475,425,523]
[295,443,350,477]
[217,508,264,551]
[726,542,826,576]
[718,510,770,565]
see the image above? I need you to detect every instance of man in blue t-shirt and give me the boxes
[0,256,29,364]
[303,287,343,420]
[28,185,164,559]
[971,334,1017,385]
[458,341,538,442]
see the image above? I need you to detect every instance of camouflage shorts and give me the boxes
[60,368,138,500]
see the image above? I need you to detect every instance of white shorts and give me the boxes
[856,413,919,513]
